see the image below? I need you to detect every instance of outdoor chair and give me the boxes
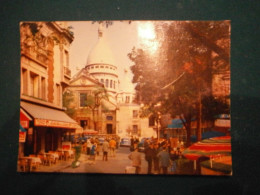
[18,158,28,172]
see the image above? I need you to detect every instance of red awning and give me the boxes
[21,101,79,129]
[182,136,231,161]
[20,108,32,128]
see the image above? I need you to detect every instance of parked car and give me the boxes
[120,138,131,147]
[98,137,105,145]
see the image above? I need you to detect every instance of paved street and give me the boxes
[35,147,148,174]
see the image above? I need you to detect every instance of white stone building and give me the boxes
[67,24,155,139]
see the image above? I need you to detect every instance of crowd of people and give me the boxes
[80,137,118,164]
[128,136,184,174]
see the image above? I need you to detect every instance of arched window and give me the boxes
[101,79,104,84]
[105,79,109,87]
[110,80,113,88]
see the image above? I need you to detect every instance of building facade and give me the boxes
[19,22,78,157]
[65,24,154,138]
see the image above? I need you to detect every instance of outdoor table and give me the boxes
[44,153,59,165]
[20,156,42,171]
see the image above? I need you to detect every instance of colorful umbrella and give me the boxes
[182,136,231,161]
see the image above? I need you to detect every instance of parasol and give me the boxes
[182,136,231,161]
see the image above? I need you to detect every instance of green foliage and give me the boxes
[128,21,230,145]
[63,91,76,117]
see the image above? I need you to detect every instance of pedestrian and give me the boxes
[86,138,92,155]
[95,138,100,156]
[144,143,154,174]
[157,146,171,174]
[128,147,142,174]
[153,143,160,174]
[130,136,134,151]
[102,139,109,161]
[109,138,117,157]
[170,149,178,174]
[89,141,96,163]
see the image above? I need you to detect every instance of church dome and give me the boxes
[86,25,116,66]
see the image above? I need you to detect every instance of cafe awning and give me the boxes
[21,101,79,129]
[20,108,32,128]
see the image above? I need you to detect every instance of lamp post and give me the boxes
[154,102,161,141]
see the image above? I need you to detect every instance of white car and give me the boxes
[120,138,131,147]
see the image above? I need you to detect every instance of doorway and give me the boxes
[107,124,113,134]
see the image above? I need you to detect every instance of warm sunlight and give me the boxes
[137,22,158,54]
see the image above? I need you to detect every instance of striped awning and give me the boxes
[182,136,231,161]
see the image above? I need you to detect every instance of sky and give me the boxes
[68,21,161,83]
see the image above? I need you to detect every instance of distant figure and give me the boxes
[130,136,134,151]
[89,141,97,163]
[144,144,154,174]
[86,139,92,155]
[128,147,142,174]
[102,139,109,161]
[157,147,170,174]
[109,138,117,157]
[153,143,160,174]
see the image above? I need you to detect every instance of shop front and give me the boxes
[20,101,79,157]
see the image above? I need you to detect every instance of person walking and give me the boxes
[86,138,92,156]
[128,147,142,174]
[157,146,171,174]
[89,141,97,164]
[109,138,117,157]
[144,143,154,174]
[153,143,160,174]
[102,139,109,161]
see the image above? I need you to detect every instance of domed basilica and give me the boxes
[66,24,154,138]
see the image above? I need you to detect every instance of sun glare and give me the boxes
[137,22,158,54]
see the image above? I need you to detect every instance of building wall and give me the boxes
[19,22,74,156]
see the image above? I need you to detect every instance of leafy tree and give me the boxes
[129,21,230,146]
[84,87,109,131]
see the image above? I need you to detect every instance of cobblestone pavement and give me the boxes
[34,147,148,174]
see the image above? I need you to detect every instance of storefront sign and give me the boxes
[19,132,26,143]
[62,142,71,150]
[34,119,79,129]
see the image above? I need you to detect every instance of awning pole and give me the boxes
[194,160,196,170]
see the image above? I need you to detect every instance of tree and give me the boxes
[84,87,109,131]
[129,21,230,146]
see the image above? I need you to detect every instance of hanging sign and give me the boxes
[19,132,26,143]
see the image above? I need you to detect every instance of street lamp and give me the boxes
[154,102,161,141]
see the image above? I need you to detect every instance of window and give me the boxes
[106,116,113,120]
[65,50,69,67]
[41,77,46,100]
[91,66,94,69]
[80,120,88,129]
[125,96,130,103]
[114,81,116,89]
[110,80,113,88]
[80,93,87,107]
[101,79,104,84]
[105,79,109,88]
[95,66,99,68]
[101,66,104,68]
[133,125,138,134]
[56,84,60,106]
[133,110,138,118]
[22,69,28,95]
[30,72,39,98]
